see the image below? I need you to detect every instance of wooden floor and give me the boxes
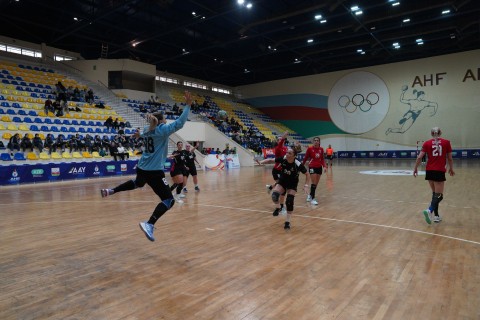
[1,159,480,320]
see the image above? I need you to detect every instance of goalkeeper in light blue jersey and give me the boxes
[100,91,192,242]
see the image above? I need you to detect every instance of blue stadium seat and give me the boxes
[51,126,59,132]
[95,128,102,133]
[28,110,37,116]
[18,109,27,115]
[44,118,53,124]
[40,125,50,132]
[34,118,43,124]
[30,125,39,131]
[71,120,79,126]
[87,128,94,133]
[1,102,9,107]
[68,127,76,133]
[78,127,86,133]
[0,109,4,114]
[7,109,16,115]
[14,153,26,161]
[12,103,21,108]
[61,127,68,132]
[80,120,87,126]
[53,119,62,124]
[62,119,71,125]
[23,117,33,123]
[1,153,13,161]
[88,121,95,126]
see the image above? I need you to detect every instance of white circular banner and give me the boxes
[328,71,390,134]
[359,170,425,176]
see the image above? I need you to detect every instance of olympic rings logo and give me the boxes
[338,92,379,113]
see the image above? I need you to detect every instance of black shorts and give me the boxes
[326,155,333,160]
[277,178,299,192]
[184,165,197,177]
[170,166,186,177]
[308,167,323,175]
[135,168,173,199]
[272,168,281,181]
[425,170,446,182]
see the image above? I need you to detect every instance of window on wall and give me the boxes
[0,42,42,58]
[54,54,75,61]
[184,80,207,90]
[212,86,231,94]
[156,75,179,84]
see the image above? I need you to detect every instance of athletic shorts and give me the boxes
[272,168,281,181]
[135,168,173,199]
[184,165,197,177]
[308,167,323,175]
[425,170,446,182]
[326,155,333,160]
[170,166,186,177]
[277,178,299,192]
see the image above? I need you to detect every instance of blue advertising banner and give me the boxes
[336,149,480,159]
[0,160,141,185]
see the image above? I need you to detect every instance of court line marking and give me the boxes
[1,197,478,245]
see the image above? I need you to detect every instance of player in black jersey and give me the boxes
[169,141,188,202]
[183,143,201,192]
[270,147,311,230]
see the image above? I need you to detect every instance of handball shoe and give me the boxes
[284,221,290,230]
[139,221,155,241]
[433,215,442,223]
[280,206,287,215]
[310,199,318,205]
[183,187,188,193]
[195,186,200,192]
[423,209,433,225]
[273,208,280,216]
[266,185,272,194]
[100,189,111,198]
[306,195,312,202]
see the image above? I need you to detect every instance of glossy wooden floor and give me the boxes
[1,159,480,320]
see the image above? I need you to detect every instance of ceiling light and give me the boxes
[246,3,252,9]
[370,26,376,30]
[357,49,363,52]
[73,17,78,21]
[442,9,450,14]
[351,5,359,11]
[416,38,423,43]
[294,58,301,64]
[192,11,196,16]
[244,68,250,73]
[417,42,424,45]
[237,0,245,4]
[355,11,363,15]
[392,2,400,6]
[320,19,327,23]
[361,52,366,55]
[307,39,314,43]
[403,18,410,23]
[315,14,322,20]
[393,42,399,46]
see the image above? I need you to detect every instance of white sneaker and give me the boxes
[433,215,442,223]
[174,194,184,204]
[423,209,433,224]
[311,199,318,205]
[266,185,272,194]
[306,195,312,202]
[280,206,287,215]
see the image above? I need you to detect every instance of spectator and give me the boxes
[20,134,33,152]
[33,134,44,152]
[8,133,21,152]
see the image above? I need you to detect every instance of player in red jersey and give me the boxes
[302,137,327,205]
[260,132,289,215]
[413,127,455,224]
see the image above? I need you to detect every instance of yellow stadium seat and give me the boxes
[38,133,45,139]
[72,152,83,159]
[27,152,39,160]
[92,151,102,158]
[62,152,72,159]
[73,114,81,119]
[7,124,18,130]
[19,124,29,131]
[38,111,46,117]
[0,123,5,130]
[39,152,51,160]
[27,133,34,139]
[2,132,12,139]
[81,114,89,120]
[82,152,93,158]
[51,152,62,160]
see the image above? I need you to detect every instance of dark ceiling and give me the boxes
[1,0,479,87]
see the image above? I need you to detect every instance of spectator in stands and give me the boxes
[55,81,67,102]
[8,133,21,153]
[20,133,33,152]
[215,148,221,154]
[44,134,55,154]
[95,102,105,109]
[44,98,54,115]
[33,134,44,153]
[87,89,94,103]
[104,116,113,129]
[116,143,129,161]
[101,135,110,150]
[93,135,103,152]
[109,141,119,161]
[113,118,120,130]
[84,134,94,153]
[54,135,66,153]
[68,134,79,152]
